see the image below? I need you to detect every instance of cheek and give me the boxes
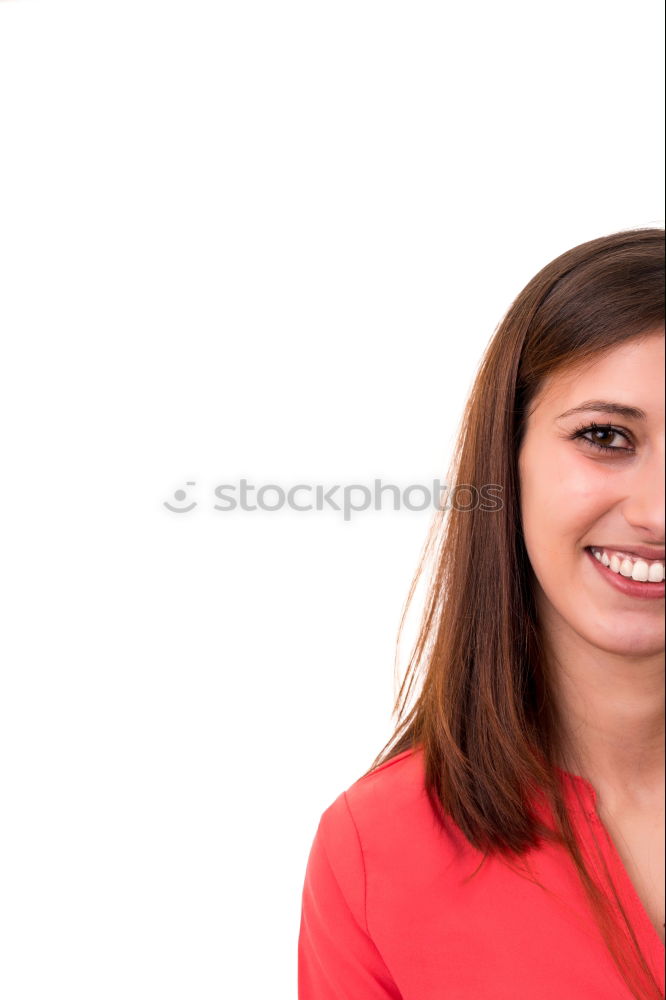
[520,446,613,558]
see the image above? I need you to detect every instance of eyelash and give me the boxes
[570,421,635,455]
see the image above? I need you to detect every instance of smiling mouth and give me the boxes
[585,546,665,583]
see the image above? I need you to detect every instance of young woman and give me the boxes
[298,228,665,1000]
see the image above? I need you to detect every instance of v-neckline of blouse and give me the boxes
[555,766,665,972]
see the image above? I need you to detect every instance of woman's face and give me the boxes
[518,332,665,658]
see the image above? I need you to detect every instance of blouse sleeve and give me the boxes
[298,790,403,999]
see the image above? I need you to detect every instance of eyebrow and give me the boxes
[556,400,648,422]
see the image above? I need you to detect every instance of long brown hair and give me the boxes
[368,227,665,1000]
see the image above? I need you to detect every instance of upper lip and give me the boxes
[588,545,666,561]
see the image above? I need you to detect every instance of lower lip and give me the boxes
[585,548,665,600]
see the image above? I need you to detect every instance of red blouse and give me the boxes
[298,746,665,999]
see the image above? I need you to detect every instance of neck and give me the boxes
[542,603,665,811]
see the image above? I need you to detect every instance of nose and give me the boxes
[621,435,665,542]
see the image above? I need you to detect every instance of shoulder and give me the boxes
[318,744,456,861]
[308,744,470,937]
[344,745,429,824]
[299,749,430,996]
[320,745,425,824]
[306,747,432,927]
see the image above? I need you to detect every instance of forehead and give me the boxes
[528,333,665,420]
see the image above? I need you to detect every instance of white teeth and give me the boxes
[590,547,665,583]
[619,558,634,578]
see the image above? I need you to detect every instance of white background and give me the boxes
[0,2,663,997]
